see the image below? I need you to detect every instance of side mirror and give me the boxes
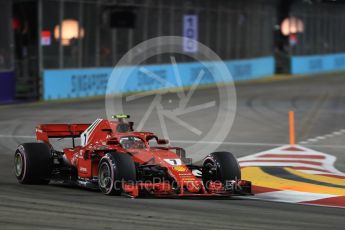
[157,139,169,145]
[128,122,134,131]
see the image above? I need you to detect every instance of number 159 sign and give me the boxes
[183,15,198,53]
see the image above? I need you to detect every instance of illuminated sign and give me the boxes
[183,15,198,53]
[41,31,51,46]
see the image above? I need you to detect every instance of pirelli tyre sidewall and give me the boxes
[14,143,53,184]
[98,152,136,195]
[202,151,241,190]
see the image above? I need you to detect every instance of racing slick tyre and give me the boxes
[98,152,137,195]
[14,143,53,184]
[202,152,241,191]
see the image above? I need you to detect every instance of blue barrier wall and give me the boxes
[291,53,345,75]
[0,71,15,103]
[43,56,274,100]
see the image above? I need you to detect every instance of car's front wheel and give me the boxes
[202,151,241,191]
[98,152,136,195]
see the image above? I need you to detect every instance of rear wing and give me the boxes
[36,124,90,143]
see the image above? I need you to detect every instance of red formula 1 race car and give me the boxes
[14,115,251,198]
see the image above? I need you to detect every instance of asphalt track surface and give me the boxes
[1,74,345,229]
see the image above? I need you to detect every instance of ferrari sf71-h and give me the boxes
[14,115,251,198]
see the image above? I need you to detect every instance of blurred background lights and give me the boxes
[54,19,84,46]
[281,17,304,36]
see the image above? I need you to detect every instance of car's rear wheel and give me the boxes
[98,152,136,195]
[14,143,52,184]
[202,151,241,191]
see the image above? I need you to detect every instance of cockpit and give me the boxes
[119,136,146,149]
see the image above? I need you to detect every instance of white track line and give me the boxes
[1,134,345,149]
[299,129,345,145]
[251,190,338,203]
[171,140,284,147]
[171,140,345,149]
[0,135,284,147]
[0,134,35,139]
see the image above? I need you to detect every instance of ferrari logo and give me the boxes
[173,166,188,172]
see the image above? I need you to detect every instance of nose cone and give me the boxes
[185,180,202,193]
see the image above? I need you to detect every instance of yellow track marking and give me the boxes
[285,168,345,186]
[241,167,345,196]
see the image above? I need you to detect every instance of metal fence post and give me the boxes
[157,0,163,63]
[78,0,84,68]
[95,1,101,67]
[59,0,64,68]
[38,0,43,99]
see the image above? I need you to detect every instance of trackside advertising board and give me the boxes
[291,53,345,75]
[43,56,274,100]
